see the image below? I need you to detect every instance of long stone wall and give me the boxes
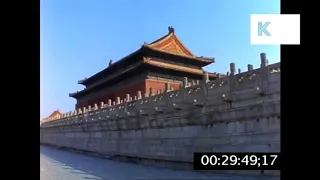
[40,53,280,175]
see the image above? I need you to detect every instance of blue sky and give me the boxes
[40,0,280,119]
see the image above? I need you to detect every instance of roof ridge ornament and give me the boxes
[109,59,113,67]
[168,26,175,34]
[141,42,148,47]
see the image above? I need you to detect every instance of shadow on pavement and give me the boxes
[40,145,279,180]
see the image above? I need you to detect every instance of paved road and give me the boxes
[40,146,279,180]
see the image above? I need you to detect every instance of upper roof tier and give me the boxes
[48,110,61,118]
[143,26,214,63]
[42,110,61,122]
[78,27,215,86]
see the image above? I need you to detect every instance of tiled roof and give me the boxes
[143,57,216,77]
[76,26,215,87]
[144,26,214,63]
[48,110,61,118]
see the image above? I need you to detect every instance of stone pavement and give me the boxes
[40,146,279,180]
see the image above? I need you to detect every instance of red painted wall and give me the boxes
[145,79,181,94]
[75,79,182,109]
[76,81,146,109]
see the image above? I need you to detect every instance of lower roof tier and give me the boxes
[79,46,214,86]
[69,62,219,99]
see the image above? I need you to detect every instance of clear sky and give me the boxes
[40,0,280,119]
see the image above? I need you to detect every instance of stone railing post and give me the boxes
[165,83,170,92]
[100,101,104,108]
[230,63,236,75]
[259,53,269,93]
[192,80,196,86]
[260,53,268,67]
[203,71,209,83]
[126,94,130,102]
[183,77,188,88]
[137,91,142,100]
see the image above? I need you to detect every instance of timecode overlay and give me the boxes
[194,153,280,170]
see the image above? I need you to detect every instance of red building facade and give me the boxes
[70,27,218,109]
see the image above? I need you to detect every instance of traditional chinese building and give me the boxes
[42,110,62,123]
[48,110,62,119]
[70,26,219,109]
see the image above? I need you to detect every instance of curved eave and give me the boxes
[80,47,144,85]
[196,56,215,63]
[78,79,87,85]
[69,92,79,98]
[144,45,214,65]
[144,57,214,76]
[69,62,144,98]
[79,79,88,85]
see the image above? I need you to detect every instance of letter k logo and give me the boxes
[258,22,271,36]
